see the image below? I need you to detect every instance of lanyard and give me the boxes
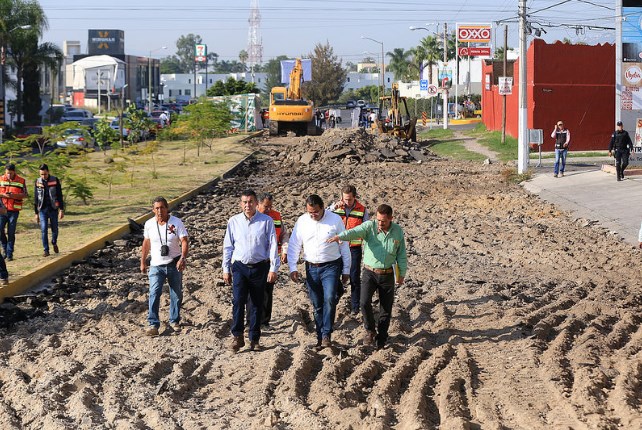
[156,219,168,246]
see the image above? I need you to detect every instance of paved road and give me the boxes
[523,166,642,246]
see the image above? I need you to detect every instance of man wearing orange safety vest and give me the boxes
[0,163,28,261]
[256,193,289,327]
[329,185,369,315]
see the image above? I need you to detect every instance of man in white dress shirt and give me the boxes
[287,194,350,348]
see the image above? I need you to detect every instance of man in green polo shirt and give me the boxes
[327,203,407,349]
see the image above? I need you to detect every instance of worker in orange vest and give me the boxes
[0,163,28,261]
[329,185,369,315]
[255,192,289,328]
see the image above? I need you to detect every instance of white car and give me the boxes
[55,129,94,148]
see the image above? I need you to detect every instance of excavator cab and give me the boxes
[375,83,417,142]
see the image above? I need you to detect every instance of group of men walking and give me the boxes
[0,163,64,285]
[141,185,407,353]
[221,185,407,352]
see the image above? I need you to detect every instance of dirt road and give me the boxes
[0,130,640,429]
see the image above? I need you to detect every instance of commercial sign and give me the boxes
[88,30,124,55]
[195,44,207,63]
[498,77,513,95]
[457,24,492,43]
[622,2,642,62]
[458,46,492,57]
[623,63,642,87]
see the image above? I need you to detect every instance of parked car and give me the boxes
[56,128,94,148]
[16,125,50,148]
[346,100,356,108]
[61,109,93,123]
[357,100,367,107]
[110,119,130,138]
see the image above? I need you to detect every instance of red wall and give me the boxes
[483,40,615,151]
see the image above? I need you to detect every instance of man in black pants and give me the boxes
[609,121,634,181]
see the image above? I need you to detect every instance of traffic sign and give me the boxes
[420,79,428,91]
[427,85,438,97]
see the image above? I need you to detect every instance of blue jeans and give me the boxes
[39,207,59,252]
[349,247,362,312]
[0,210,19,258]
[554,148,568,175]
[231,260,269,342]
[305,258,341,341]
[147,263,183,327]
[0,254,7,280]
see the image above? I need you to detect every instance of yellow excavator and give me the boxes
[375,82,417,142]
[268,58,318,136]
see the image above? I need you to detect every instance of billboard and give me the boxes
[88,30,124,55]
[280,59,312,83]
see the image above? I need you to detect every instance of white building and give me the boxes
[161,72,268,102]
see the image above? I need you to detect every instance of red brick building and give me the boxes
[482,39,615,151]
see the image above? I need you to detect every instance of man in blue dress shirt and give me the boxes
[223,189,279,352]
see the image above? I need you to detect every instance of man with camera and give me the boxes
[140,196,189,336]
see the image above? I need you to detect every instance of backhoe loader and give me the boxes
[374,83,417,142]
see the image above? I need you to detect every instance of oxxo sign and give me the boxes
[457,25,492,43]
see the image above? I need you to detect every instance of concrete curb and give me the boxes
[0,133,262,302]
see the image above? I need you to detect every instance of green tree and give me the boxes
[206,77,258,97]
[239,49,248,69]
[93,117,118,153]
[170,98,233,159]
[160,55,183,73]
[303,42,347,106]
[386,47,413,82]
[262,55,290,94]
[124,104,152,145]
[175,34,218,73]
[1,0,62,125]
[22,41,63,123]
[212,60,246,73]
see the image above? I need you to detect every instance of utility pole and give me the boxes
[517,0,528,174]
[443,23,449,129]
[501,25,508,144]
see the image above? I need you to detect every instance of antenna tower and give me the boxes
[248,0,263,78]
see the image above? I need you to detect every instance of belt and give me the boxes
[239,259,269,268]
[306,257,341,267]
[364,264,393,275]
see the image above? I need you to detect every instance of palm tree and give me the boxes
[413,36,442,85]
[1,0,50,125]
[386,48,413,82]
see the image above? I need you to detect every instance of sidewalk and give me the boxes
[523,167,642,246]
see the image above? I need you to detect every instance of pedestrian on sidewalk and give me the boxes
[140,197,189,336]
[223,189,279,352]
[287,194,350,349]
[609,121,634,181]
[327,204,407,350]
[0,163,28,261]
[33,164,64,257]
[551,121,570,177]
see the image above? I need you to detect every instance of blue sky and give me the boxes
[38,0,616,64]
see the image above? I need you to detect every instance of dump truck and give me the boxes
[268,58,318,136]
[374,83,417,142]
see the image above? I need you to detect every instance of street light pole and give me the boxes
[361,36,385,97]
[148,47,166,113]
[517,0,528,174]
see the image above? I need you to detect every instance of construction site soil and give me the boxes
[0,129,641,429]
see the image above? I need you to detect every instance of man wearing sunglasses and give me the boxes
[551,121,570,178]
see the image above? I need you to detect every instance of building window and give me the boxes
[169,90,173,97]
[188,79,191,84]
[347,77,351,82]
[185,89,191,96]
[178,90,182,96]
[209,79,212,84]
